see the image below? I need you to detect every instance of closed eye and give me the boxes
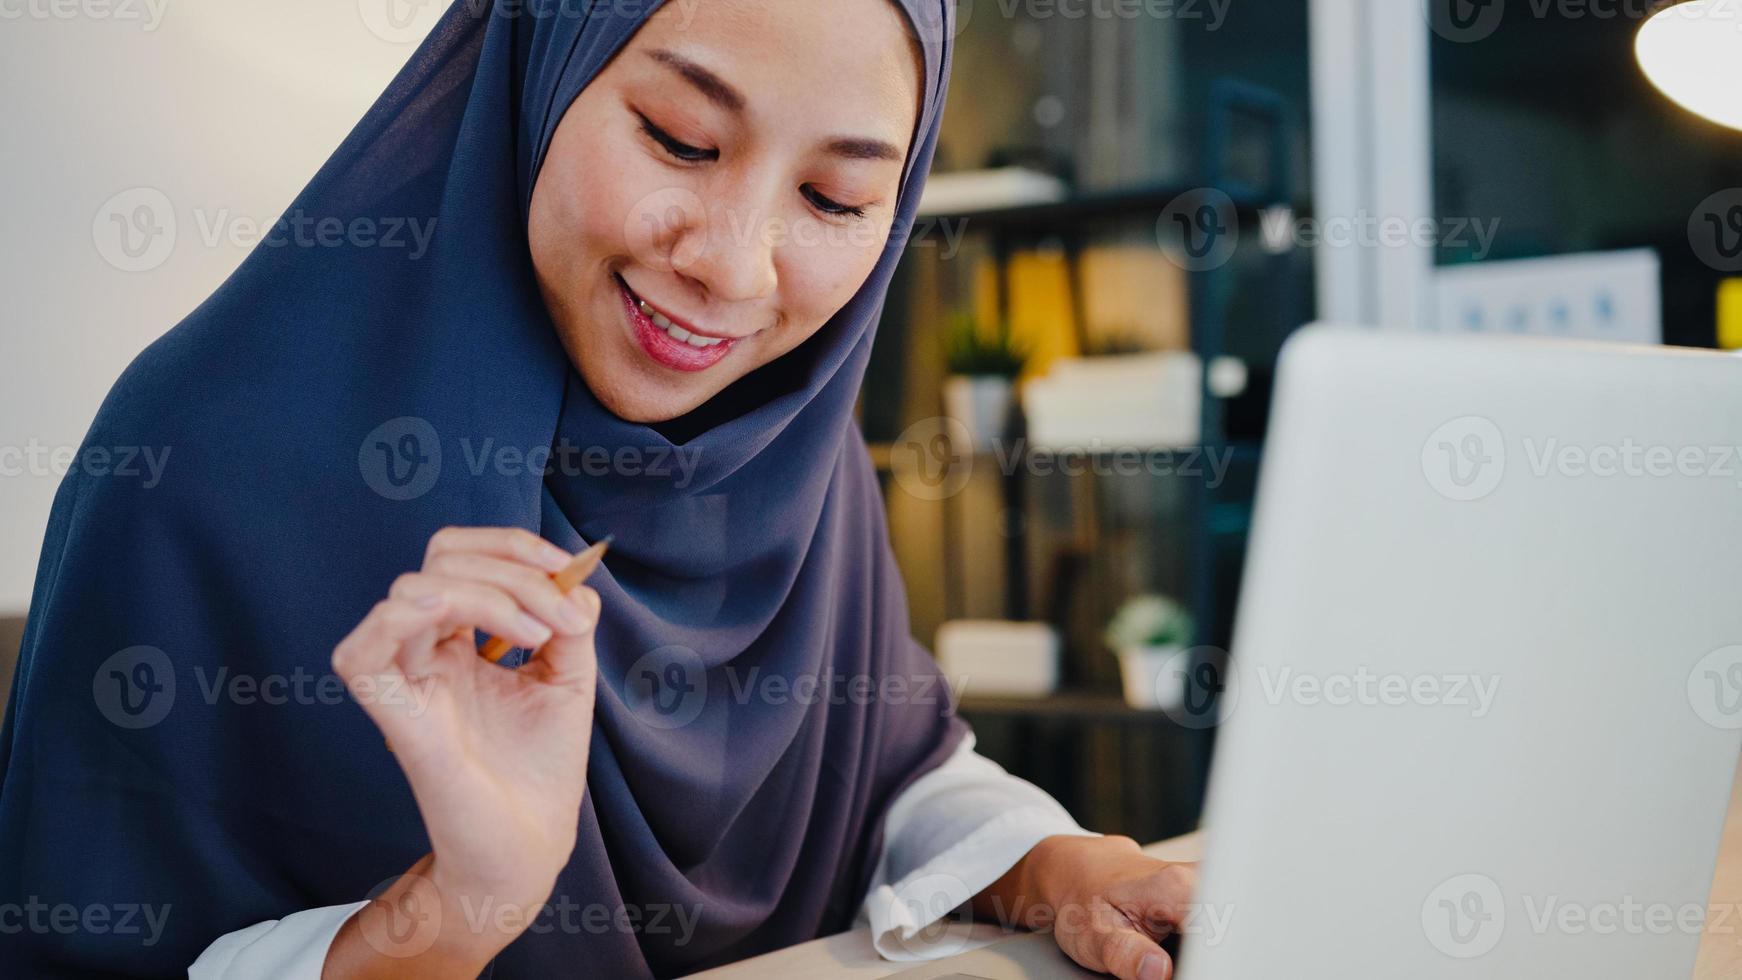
[636,112,718,163]
[803,186,869,220]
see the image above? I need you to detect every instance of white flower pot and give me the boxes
[943,375,1014,453]
[1118,644,1190,710]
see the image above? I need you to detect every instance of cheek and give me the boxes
[536,128,655,277]
[776,231,889,343]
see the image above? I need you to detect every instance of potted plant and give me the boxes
[1104,594,1196,710]
[942,311,1027,452]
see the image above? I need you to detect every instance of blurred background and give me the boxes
[3,0,1741,844]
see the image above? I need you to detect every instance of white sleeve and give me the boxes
[188,900,368,979]
[188,735,1088,974]
[859,730,1100,962]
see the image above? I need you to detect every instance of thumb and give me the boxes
[527,585,600,690]
[1098,927,1173,980]
[1068,904,1175,980]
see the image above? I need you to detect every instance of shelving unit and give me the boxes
[868,78,1312,842]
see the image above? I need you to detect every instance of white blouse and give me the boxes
[187,732,1096,976]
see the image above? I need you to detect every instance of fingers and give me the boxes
[526,586,600,690]
[1057,900,1174,980]
[331,595,450,743]
[423,551,595,639]
[1122,863,1198,939]
[390,573,558,650]
[332,594,448,681]
[425,526,572,576]
[1091,924,1173,980]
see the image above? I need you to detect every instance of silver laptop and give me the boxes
[896,325,1742,978]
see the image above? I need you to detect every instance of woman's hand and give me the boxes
[323,527,601,978]
[972,835,1200,980]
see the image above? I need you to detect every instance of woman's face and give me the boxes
[529,0,923,424]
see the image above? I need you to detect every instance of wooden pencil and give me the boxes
[478,536,611,664]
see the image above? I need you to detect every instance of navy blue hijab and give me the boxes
[0,1,967,976]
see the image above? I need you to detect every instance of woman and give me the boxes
[0,1,1196,977]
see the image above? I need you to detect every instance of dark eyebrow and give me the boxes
[645,48,745,115]
[645,47,905,165]
[825,136,904,164]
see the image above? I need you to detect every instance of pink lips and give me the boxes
[617,275,735,373]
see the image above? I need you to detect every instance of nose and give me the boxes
[670,184,779,305]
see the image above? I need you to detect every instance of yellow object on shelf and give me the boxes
[1719,279,1742,351]
[973,248,1079,379]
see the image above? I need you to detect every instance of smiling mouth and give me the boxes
[615,274,737,373]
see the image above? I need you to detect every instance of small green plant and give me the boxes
[943,311,1028,378]
[1104,594,1195,651]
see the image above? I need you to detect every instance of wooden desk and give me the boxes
[687,758,1742,979]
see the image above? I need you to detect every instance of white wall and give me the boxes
[0,1,444,614]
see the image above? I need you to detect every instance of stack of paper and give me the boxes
[1021,352,1202,450]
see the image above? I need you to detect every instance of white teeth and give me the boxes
[639,298,723,348]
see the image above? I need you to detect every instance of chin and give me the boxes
[581,364,708,425]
